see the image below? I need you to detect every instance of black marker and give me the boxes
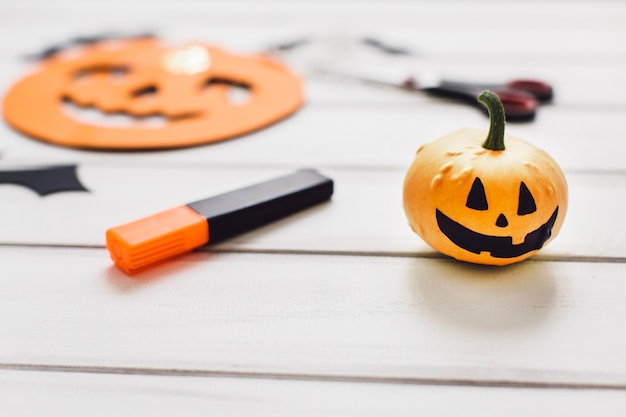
[106,169,333,274]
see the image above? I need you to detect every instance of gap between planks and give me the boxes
[0,243,626,264]
[1,243,625,265]
[1,363,625,392]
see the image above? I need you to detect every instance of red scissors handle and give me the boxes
[417,78,552,121]
[505,79,553,102]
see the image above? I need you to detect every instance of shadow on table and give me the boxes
[408,257,557,332]
[104,250,217,293]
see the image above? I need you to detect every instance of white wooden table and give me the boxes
[1,0,625,415]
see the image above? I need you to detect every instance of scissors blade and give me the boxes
[269,35,545,120]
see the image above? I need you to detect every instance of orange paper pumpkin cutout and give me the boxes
[3,38,303,149]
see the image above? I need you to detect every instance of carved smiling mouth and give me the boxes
[436,207,559,258]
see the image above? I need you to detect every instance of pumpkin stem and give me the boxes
[478,90,506,151]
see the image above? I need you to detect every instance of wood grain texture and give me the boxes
[1,1,624,60]
[0,246,625,389]
[0,2,623,168]
[0,0,625,413]
[0,165,623,260]
[1,105,625,172]
[1,369,626,417]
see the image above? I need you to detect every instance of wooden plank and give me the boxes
[1,105,624,172]
[0,1,624,61]
[0,165,622,260]
[0,246,625,388]
[0,2,623,169]
[1,369,626,416]
[0,13,623,107]
[304,67,626,108]
[1,51,624,110]
[0,2,623,111]
[0,0,623,413]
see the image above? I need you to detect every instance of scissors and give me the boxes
[402,76,552,121]
[271,36,554,121]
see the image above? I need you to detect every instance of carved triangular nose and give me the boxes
[496,213,509,227]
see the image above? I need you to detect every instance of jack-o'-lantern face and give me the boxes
[436,176,559,260]
[3,37,303,149]
[403,127,568,266]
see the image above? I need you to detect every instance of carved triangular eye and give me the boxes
[466,178,488,210]
[518,182,537,215]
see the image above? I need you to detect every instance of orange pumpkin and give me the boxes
[3,37,303,149]
[403,90,567,265]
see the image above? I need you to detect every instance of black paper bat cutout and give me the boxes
[0,165,88,196]
[24,31,155,61]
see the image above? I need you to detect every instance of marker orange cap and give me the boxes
[106,169,333,274]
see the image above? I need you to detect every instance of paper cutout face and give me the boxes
[3,38,303,149]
